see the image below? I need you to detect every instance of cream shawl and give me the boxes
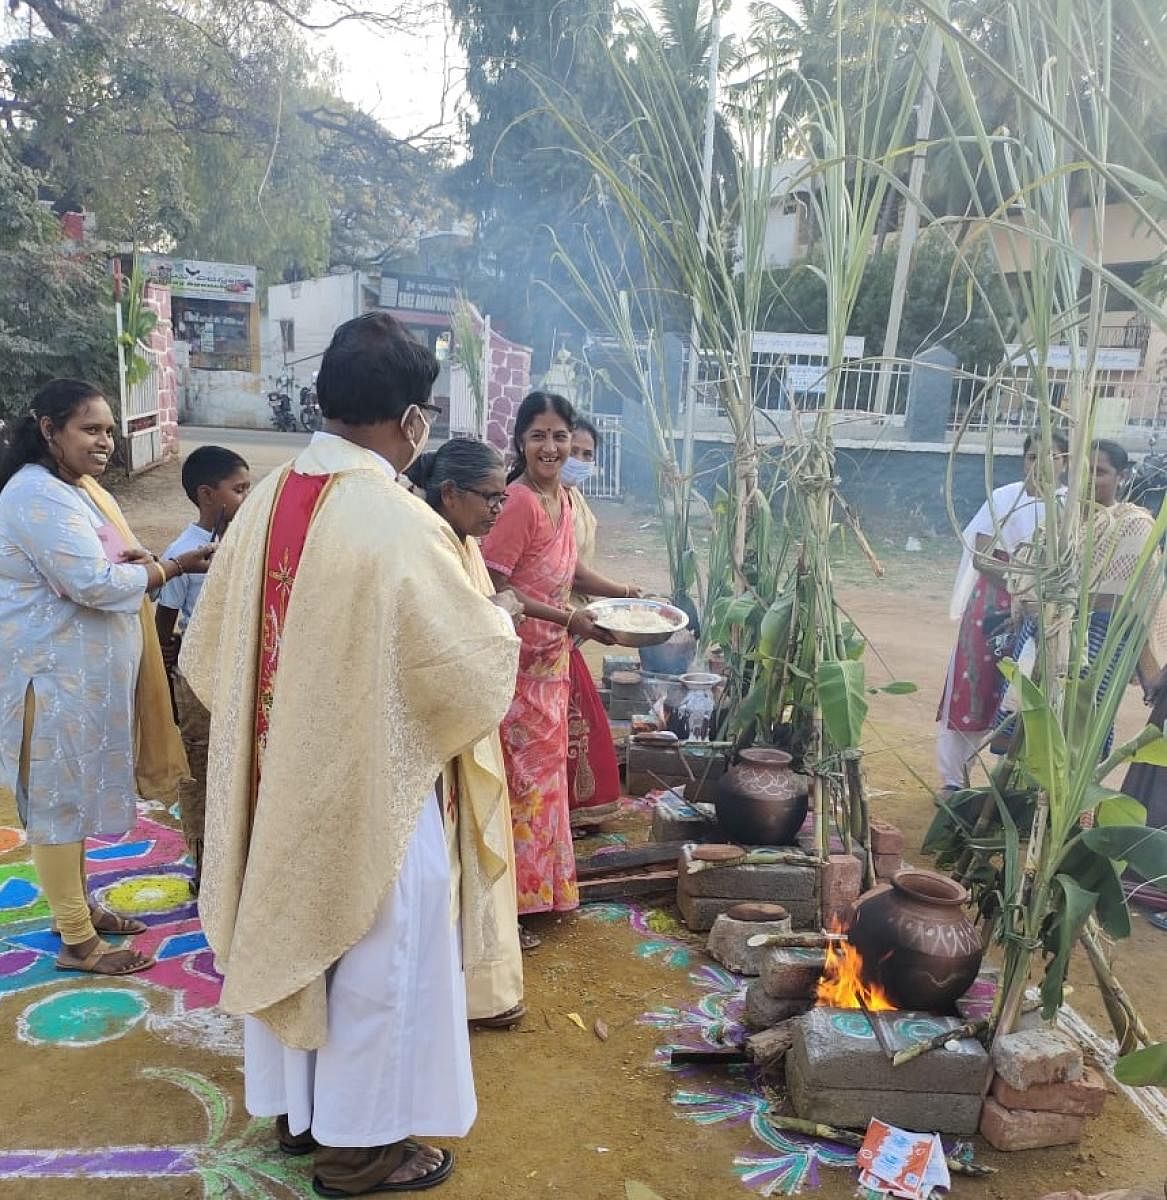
[569,488,597,610]
[444,536,516,984]
[179,435,519,1049]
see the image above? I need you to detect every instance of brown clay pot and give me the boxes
[714,748,809,846]
[847,868,984,1013]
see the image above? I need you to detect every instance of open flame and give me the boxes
[815,919,896,1011]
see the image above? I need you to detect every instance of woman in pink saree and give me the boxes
[481,392,640,946]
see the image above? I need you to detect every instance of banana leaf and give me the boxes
[1040,874,1099,1017]
[815,659,868,751]
[1115,1043,1167,1087]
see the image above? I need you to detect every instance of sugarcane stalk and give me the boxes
[762,1117,996,1178]
[1080,916,1151,1054]
[1093,724,1164,783]
[745,930,845,949]
[845,754,875,890]
[891,1019,989,1066]
[687,850,820,874]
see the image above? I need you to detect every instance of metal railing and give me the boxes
[581,412,622,499]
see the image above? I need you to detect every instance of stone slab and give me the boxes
[819,853,862,926]
[707,912,792,976]
[992,1029,1083,1090]
[788,1005,991,1095]
[760,947,826,1000]
[870,819,905,856]
[787,1051,983,1135]
[744,979,812,1030]
[678,846,817,901]
[991,1066,1107,1116]
[979,1097,1086,1151]
[676,890,818,933]
[650,795,722,844]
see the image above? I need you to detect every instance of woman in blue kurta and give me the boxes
[0,380,213,975]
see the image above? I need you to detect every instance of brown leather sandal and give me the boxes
[470,1002,527,1030]
[55,938,155,976]
[312,1141,454,1196]
[51,906,147,937]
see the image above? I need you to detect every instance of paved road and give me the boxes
[176,425,312,480]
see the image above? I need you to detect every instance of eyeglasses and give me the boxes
[418,402,443,417]
[462,487,508,511]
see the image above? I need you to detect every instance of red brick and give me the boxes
[991,1066,1107,1116]
[873,852,903,879]
[979,1097,1085,1151]
[991,1029,1083,1090]
[820,853,862,926]
[869,819,904,856]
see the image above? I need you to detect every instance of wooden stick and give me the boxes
[1080,916,1152,1054]
[857,992,896,1061]
[746,930,845,949]
[687,850,821,874]
[763,1117,996,1178]
[891,1018,989,1066]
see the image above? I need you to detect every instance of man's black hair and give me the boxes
[316,311,440,426]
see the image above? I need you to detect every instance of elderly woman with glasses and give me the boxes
[405,439,528,1028]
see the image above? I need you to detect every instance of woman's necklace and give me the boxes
[522,472,563,523]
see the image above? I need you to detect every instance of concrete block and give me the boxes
[990,1066,1107,1117]
[992,1029,1083,1091]
[678,846,817,901]
[873,852,903,879]
[819,853,862,926]
[706,908,791,976]
[744,979,811,1030]
[760,947,826,1000]
[676,890,818,932]
[788,1006,991,1095]
[787,1052,983,1135]
[979,1097,1086,1151]
[870,819,905,856]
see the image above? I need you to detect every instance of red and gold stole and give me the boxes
[253,469,335,798]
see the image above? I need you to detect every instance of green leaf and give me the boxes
[873,681,918,695]
[1081,826,1167,886]
[1040,875,1099,1018]
[816,659,868,751]
[758,594,794,662]
[730,678,768,738]
[1131,736,1167,766]
[1114,1042,1167,1087]
[1008,667,1068,803]
[1056,841,1131,940]
[1095,792,1147,828]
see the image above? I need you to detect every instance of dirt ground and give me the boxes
[2,439,1166,1200]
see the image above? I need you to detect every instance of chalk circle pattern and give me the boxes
[99,874,191,916]
[18,987,149,1047]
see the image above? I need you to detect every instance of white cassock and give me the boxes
[243,794,475,1146]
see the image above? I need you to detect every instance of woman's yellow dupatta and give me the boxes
[78,475,190,800]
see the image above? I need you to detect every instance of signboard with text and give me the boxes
[379,273,456,316]
[141,255,257,304]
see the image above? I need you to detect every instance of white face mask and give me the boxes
[561,457,595,488]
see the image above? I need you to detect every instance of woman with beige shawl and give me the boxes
[406,440,526,1029]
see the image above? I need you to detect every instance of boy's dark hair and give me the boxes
[316,311,440,426]
[1023,429,1069,454]
[181,445,249,505]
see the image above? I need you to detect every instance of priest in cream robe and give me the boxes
[180,311,520,1196]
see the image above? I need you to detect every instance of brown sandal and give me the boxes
[55,938,155,976]
[471,1003,527,1030]
[51,905,147,937]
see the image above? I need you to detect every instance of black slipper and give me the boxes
[312,1148,454,1196]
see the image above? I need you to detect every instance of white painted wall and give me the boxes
[180,369,268,429]
[763,209,802,269]
[263,272,363,387]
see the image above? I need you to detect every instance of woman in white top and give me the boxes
[0,380,213,975]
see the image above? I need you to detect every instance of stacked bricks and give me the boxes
[742,943,825,1030]
[628,742,726,804]
[787,1007,991,1134]
[870,819,905,881]
[484,328,532,451]
[676,844,818,933]
[981,1029,1103,1150]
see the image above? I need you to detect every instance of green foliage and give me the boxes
[0,138,115,412]
[758,231,1011,365]
[815,659,868,752]
[1115,1043,1167,1087]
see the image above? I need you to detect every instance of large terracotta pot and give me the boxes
[715,748,809,846]
[847,868,983,1013]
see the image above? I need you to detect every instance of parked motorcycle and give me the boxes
[298,373,322,433]
[1126,435,1167,517]
[267,372,297,433]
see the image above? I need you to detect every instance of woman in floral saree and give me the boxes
[480,393,640,947]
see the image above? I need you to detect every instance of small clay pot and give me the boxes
[714,748,809,846]
[847,868,984,1013]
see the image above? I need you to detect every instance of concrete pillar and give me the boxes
[904,346,957,443]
